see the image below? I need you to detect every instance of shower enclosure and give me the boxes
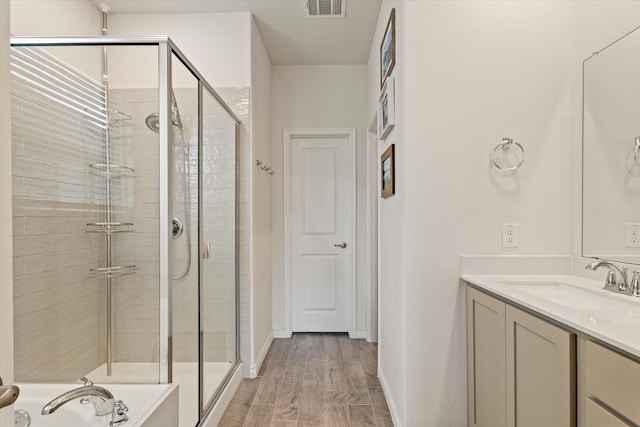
[10,37,240,426]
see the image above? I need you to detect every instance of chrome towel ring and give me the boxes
[633,136,640,167]
[491,137,525,172]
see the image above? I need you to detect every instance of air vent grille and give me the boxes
[307,0,346,17]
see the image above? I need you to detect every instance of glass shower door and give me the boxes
[201,86,238,411]
[170,53,200,427]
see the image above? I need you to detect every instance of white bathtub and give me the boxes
[14,383,178,427]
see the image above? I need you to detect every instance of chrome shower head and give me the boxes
[144,92,183,133]
[145,113,160,133]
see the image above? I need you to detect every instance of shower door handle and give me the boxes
[203,242,210,259]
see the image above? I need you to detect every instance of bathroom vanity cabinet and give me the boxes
[467,286,576,427]
[585,340,640,426]
[466,287,506,427]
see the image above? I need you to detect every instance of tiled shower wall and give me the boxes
[11,50,108,381]
[108,88,161,366]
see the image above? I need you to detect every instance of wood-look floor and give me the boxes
[218,333,394,427]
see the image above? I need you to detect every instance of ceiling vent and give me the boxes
[306,0,346,17]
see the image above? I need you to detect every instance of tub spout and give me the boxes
[41,385,114,416]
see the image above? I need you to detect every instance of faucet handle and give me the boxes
[606,270,617,287]
[619,267,629,290]
[632,270,640,297]
[111,400,129,426]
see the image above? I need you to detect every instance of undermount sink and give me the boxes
[503,281,639,310]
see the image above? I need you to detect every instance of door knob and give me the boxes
[334,242,347,249]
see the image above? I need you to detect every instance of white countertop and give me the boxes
[462,274,640,359]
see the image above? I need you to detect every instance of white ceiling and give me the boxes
[92,0,382,65]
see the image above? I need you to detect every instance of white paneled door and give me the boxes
[285,129,356,333]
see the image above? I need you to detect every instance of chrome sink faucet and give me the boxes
[41,379,128,426]
[585,260,634,295]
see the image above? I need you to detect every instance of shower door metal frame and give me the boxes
[158,39,173,385]
[9,36,242,423]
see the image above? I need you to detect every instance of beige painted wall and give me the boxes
[270,64,369,338]
[249,16,274,374]
[10,0,101,78]
[109,12,251,88]
[366,2,406,420]
[368,1,576,424]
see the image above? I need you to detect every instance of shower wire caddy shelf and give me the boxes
[107,109,132,128]
[86,222,134,234]
[89,163,135,179]
[89,265,137,279]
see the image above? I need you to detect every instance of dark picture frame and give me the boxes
[380,8,396,88]
[381,144,395,198]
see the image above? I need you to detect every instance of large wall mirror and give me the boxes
[583,26,640,265]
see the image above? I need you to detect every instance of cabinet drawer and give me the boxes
[586,399,632,427]
[586,341,640,424]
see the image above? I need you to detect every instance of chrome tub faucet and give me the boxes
[41,379,128,426]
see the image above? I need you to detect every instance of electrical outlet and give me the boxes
[626,223,640,247]
[502,223,519,248]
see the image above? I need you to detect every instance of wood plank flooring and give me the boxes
[219,333,394,427]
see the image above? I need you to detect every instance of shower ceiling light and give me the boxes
[306,0,346,17]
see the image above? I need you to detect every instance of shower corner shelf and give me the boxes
[89,163,135,179]
[89,265,137,279]
[87,222,134,234]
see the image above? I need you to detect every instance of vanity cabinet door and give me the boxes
[585,399,631,427]
[586,340,640,424]
[467,287,506,427]
[505,306,576,427]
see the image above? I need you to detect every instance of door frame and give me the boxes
[283,128,357,338]
[366,118,379,343]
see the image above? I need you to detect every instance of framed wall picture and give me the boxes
[377,76,395,140]
[381,144,395,198]
[380,8,396,88]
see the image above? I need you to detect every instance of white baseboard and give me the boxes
[379,367,402,427]
[250,331,273,378]
[274,330,364,339]
[201,362,243,427]
[272,330,292,339]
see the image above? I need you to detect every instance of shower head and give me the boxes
[145,113,160,133]
[144,94,184,133]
